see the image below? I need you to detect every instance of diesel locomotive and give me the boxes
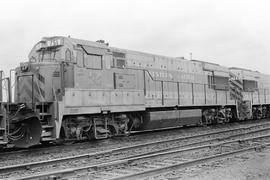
[0,36,270,148]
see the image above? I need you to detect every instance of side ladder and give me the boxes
[36,102,56,142]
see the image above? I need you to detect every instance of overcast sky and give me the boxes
[0,0,270,75]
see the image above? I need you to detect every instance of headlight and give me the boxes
[20,63,29,72]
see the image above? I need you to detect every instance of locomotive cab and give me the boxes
[17,37,75,103]
[11,37,74,147]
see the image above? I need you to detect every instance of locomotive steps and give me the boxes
[1,120,270,179]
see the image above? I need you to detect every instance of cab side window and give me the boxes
[84,54,102,69]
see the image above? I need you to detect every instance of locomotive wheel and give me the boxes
[200,114,212,126]
[128,117,141,130]
[107,126,116,138]
[199,115,207,126]
[224,117,230,123]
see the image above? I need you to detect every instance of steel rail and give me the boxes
[111,143,270,180]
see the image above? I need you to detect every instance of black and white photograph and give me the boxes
[0,0,270,179]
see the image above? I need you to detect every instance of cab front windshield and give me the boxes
[29,38,63,62]
[37,47,61,62]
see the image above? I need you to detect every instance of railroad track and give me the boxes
[1,119,270,158]
[2,120,270,180]
[1,119,268,157]
[0,120,269,171]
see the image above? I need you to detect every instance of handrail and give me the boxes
[16,74,34,109]
[33,76,45,102]
[142,68,270,92]
[0,77,12,103]
[135,68,269,105]
[9,69,16,102]
[0,70,2,102]
[142,68,230,88]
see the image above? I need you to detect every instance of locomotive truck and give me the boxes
[0,36,270,148]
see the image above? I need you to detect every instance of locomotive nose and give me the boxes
[10,116,42,148]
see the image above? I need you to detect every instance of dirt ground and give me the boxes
[151,147,270,180]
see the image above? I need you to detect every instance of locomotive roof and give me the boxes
[42,36,230,68]
[62,36,190,61]
[65,36,110,49]
[38,36,268,77]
